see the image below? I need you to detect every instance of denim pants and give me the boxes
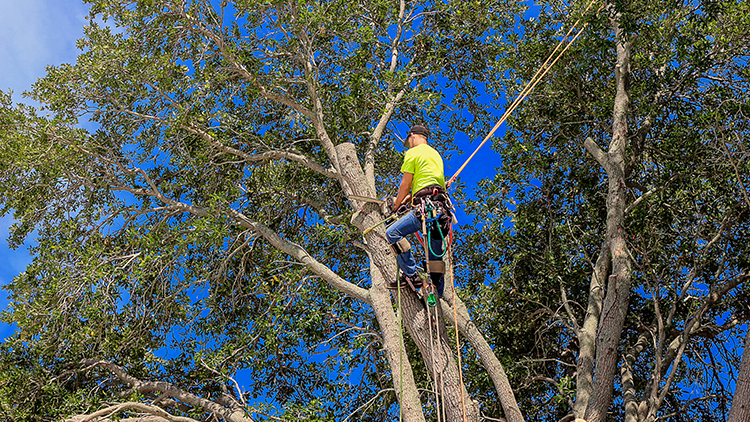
[385,211,445,295]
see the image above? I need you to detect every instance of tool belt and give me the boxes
[411,184,453,233]
[412,184,448,203]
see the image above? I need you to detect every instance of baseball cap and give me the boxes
[409,124,430,139]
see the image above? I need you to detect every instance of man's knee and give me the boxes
[390,238,411,255]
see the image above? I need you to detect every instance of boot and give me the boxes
[388,272,424,291]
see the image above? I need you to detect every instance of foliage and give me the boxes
[0,0,522,420]
[458,0,750,420]
[2,0,750,421]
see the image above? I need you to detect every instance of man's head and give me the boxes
[406,124,429,148]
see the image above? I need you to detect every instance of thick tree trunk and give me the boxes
[337,142,480,421]
[727,329,750,422]
[399,288,480,422]
[575,6,634,422]
[337,143,426,422]
[441,278,525,422]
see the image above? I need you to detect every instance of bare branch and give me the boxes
[224,210,371,304]
[176,7,314,119]
[583,137,608,170]
[66,402,199,422]
[79,360,251,422]
[184,123,339,179]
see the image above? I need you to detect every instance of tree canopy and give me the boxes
[0,0,749,422]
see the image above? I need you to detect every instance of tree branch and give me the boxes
[178,8,314,119]
[67,402,199,422]
[78,360,251,422]
[583,137,608,170]
[223,209,371,304]
[647,273,747,419]
[364,0,410,189]
[184,123,339,179]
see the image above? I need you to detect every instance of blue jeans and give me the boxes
[385,211,445,296]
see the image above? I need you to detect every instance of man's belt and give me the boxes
[413,184,446,199]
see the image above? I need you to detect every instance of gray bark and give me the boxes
[336,142,426,422]
[728,329,750,422]
[583,13,633,422]
[575,6,634,421]
[573,238,609,418]
[441,278,524,422]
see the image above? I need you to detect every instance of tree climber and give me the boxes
[386,124,453,297]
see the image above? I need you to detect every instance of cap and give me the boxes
[408,124,430,140]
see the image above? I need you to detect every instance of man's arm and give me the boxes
[393,172,414,212]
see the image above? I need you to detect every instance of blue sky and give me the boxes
[0,0,513,339]
[0,1,546,361]
[0,0,89,339]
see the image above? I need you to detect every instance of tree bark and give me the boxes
[399,288,481,422]
[441,279,524,422]
[728,329,750,422]
[574,5,634,421]
[583,9,633,422]
[336,142,426,422]
[74,360,250,422]
[573,238,609,418]
[338,142,481,421]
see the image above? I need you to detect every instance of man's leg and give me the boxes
[385,211,422,278]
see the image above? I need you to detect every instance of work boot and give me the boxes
[388,272,424,291]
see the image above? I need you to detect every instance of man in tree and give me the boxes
[386,124,452,297]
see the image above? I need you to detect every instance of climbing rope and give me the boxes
[448,238,468,422]
[435,302,447,422]
[448,0,604,186]
[418,199,456,422]
[397,267,404,422]
[421,211,444,422]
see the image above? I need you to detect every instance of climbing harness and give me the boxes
[448,0,604,187]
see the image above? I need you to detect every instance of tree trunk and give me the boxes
[584,11,633,422]
[441,278,525,422]
[337,142,480,421]
[399,288,481,422]
[728,329,750,422]
[575,5,634,421]
[573,243,609,418]
[336,142,426,422]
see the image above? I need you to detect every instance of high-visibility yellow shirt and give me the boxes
[401,143,445,194]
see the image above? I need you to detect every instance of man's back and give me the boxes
[402,143,445,194]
